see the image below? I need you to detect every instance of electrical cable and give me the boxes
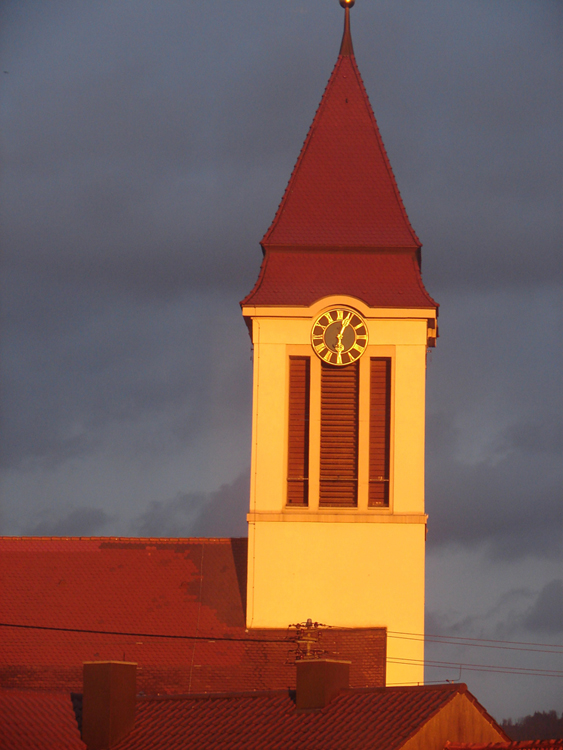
[0,621,288,643]
[2,622,562,678]
[387,629,563,651]
[388,632,563,655]
[388,656,563,677]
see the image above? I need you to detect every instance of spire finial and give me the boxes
[339,0,355,57]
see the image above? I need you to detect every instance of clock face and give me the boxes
[311,307,369,366]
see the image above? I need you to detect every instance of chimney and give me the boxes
[295,658,351,710]
[82,661,137,750]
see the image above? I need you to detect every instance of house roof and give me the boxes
[241,249,437,309]
[0,536,385,694]
[112,684,482,750]
[0,683,500,750]
[0,689,83,749]
[261,30,420,250]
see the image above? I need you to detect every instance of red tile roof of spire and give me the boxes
[241,249,437,308]
[261,50,420,250]
[243,11,436,312]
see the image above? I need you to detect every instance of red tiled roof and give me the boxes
[0,537,385,694]
[445,743,563,749]
[0,690,83,750]
[241,249,437,308]
[1,684,498,750]
[262,52,420,249]
[118,684,467,750]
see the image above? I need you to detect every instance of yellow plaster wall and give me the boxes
[393,343,427,514]
[247,519,425,685]
[249,306,430,515]
[249,330,286,512]
[245,298,435,685]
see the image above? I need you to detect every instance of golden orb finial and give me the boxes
[339,0,355,8]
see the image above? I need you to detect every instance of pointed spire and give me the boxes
[261,6,420,251]
[339,0,355,57]
[243,2,437,310]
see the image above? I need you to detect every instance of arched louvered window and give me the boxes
[287,357,310,505]
[319,361,359,507]
[369,358,391,507]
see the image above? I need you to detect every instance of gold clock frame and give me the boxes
[311,307,369,366]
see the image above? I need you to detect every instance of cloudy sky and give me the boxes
[1,0,561,722]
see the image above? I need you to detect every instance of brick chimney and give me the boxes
[82,661,137,750]
[295,658,351,710]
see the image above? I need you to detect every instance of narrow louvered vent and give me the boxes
[287,357,310,506]
[369,358,391,507]
[320,361,359,507]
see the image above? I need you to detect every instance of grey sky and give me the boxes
[1,0,561,721]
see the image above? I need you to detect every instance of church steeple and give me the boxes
[241,4,438,689]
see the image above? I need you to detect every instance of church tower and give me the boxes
[241,1,438,686]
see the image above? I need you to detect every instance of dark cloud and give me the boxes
[425,284,562,561]
[190,471,249,538]
[426,413,562,560]
[130,471,249,538]
[523,579,563,635]
[25,507,113,536]
[424,579,563,718]
[0,293,252,470]
[131,491,205,538]
[500,420,563,457]
[427,580,563,644]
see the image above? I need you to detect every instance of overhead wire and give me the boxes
[2,621,562,678]
[0,621,288,643]
[387,631,563,655]
[3,621,561,652]
[388,656,563,678]
[387,629,563,652]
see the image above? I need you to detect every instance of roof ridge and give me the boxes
[0,536,244,544]
[140,689,292,702]
[351,682,465,694]
[240,251,270,307]
[347,53,420,247]
[409,252,440,309]
[138,683,466,702]
[392,682,470,748]
[462,689,512,742]
[261,54,345,247]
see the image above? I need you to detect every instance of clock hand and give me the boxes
[340,313,352,333]
[335,314,352,351]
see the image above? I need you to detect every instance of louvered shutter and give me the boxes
[369,358,391,507]
[287,357,310,505]
[319,361,359,507]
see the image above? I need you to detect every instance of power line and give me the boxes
[2,622,562,678]
[0,622,287,644]
[388,632,563,655]
[389,656,563,678]
[388,629,563,651]
[3,621,562,654]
